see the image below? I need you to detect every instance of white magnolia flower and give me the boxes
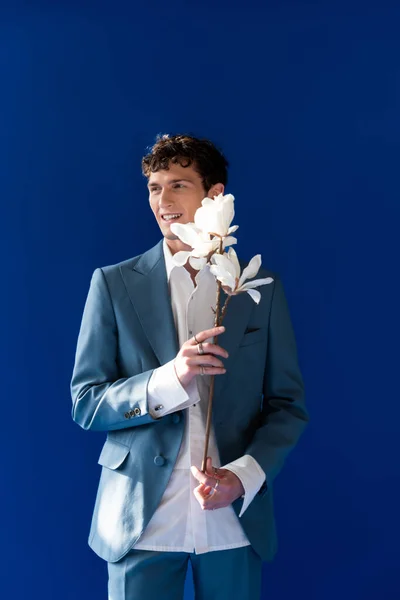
[170,221,237,270]
[210,247,273,304]
[194,193,239,239]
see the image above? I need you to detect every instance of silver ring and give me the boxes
[200,366,205,376]
[193,334,200,344]
[197,342,204,355]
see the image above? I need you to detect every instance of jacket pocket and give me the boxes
[239,328,265,347]
[98,438,130,470]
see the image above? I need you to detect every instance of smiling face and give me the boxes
[147,161,224,255]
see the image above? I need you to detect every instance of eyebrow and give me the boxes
[147,178,194,188]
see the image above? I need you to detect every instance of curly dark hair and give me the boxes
[141,133,229,192]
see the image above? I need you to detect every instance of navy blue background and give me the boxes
[2,1,399,598]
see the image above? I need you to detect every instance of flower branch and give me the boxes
[170,193,273,472]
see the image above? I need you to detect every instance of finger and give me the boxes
[183,341,228,359]
[194,484,215,508]
[205,457,213,476]
[197,366,226,376]
[187,362,226,377]
[198,483,215,499]
[205,456,224,480]
[197,342,229,358]
[203,499,225,511]
[193,484,204,507]
[203,458,224,480]
[186,354,226,368]
[190,326,225,345]
[191,465,218,488]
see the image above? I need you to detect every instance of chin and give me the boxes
[163,231,179,241]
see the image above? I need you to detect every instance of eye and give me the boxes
[173,183,185,189]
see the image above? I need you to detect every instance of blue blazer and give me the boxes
[70,239,308,563]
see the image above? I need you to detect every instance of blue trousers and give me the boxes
[107,546,262,600]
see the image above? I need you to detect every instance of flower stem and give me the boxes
[201,239,224,472]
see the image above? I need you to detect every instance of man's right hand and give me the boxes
[174,326,229,389]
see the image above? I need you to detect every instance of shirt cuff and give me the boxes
[147,359,200,418]
[222,454,266,517]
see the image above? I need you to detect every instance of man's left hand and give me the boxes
[190,457,245,510]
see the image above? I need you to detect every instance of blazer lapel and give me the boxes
[120,242,255,388]
[120,240,179,366]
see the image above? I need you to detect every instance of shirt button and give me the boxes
[154,455,165,467]
[189,330,193,335]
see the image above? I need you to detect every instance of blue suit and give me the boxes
[70,239,308,565]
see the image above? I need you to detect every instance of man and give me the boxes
[70,134,308,599]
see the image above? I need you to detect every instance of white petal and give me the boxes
[201,197,214,207]
[189,256,207,270]
[228,225,239,234]
[246,288,261,303]
[222,236,237,248]
[227,247,241,279]
[220,193,235,208]
[240,277,274,290]
[238,254,262,287]
[209,265,236,291]
[221,197,235,232]
[170,221,198,234]
[194,206,215,233]
[211,252,238,280]
[172,251,190,266]
[170,222,199,247]
[195,194,236,237]
[194,240,214,256]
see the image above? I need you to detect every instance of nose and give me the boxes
[158,188,174,208]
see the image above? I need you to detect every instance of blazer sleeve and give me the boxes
[70,267,158,431]
[245,275,309,490]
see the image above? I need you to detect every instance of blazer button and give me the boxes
[124,412,130,419]
[129,410,134,418]
[172,413,181,424]
[134,407,141,416]
[154,455,165,467]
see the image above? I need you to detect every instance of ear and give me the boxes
[208,182,225,198]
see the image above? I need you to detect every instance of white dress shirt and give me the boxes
[133,239,265,554]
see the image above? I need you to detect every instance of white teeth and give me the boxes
[162,214,181,221]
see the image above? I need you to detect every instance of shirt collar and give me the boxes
[162,238,177,282]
